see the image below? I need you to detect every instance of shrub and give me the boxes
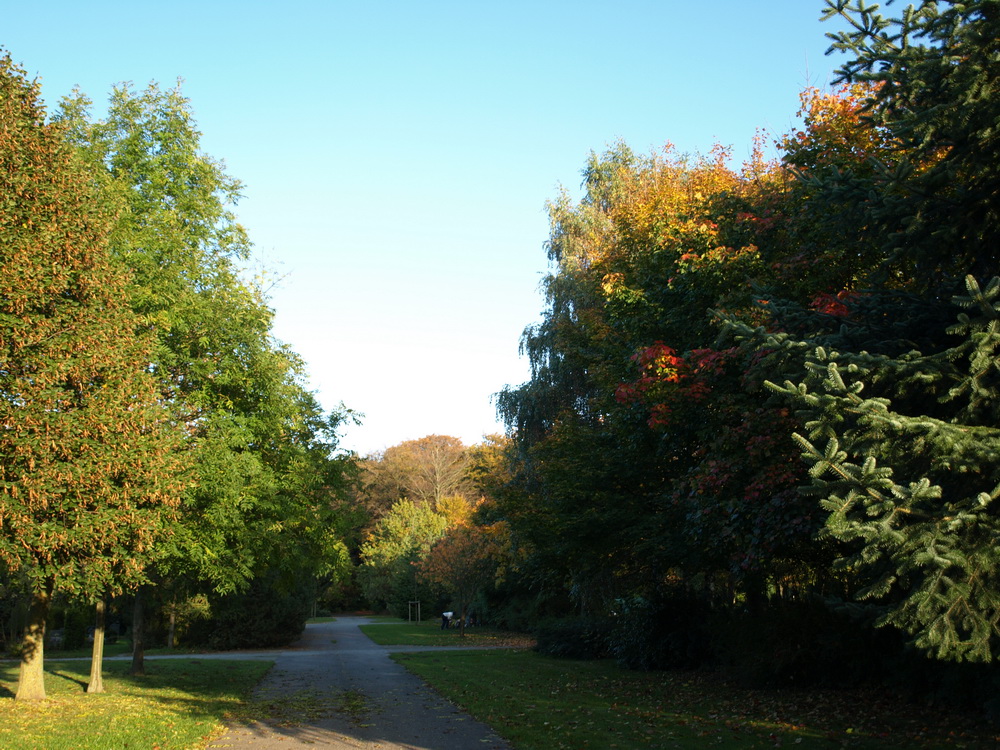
[185,571,314,649]
[711,598,895,688]
[608,592,712,671]
[533,617,613,660]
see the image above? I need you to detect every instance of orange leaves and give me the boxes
[417,521,504,596]
[600,272,625,297]
[0,53,188,599]
[634,342,683,383]
[781,82,894,176]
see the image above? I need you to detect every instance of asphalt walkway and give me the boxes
[203,615,512,750]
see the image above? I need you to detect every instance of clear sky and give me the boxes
[6,1,850,456]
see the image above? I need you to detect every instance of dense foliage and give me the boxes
[0,56,356,697]
[348,435,514,624]
[4,0,999,714]
[491,0,1000,700]
[0,54,192,700]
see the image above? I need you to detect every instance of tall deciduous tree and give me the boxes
[0,53,186,701]
[418,519,507,636]
[54,80,357,666]
[357,435,474,530]
[357,499,449,612]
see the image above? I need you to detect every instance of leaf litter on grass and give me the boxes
[394,650,1000,749]
[0,659,271,750]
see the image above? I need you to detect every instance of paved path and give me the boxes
[203,616,513,750]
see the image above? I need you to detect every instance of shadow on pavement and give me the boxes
[205,616,512,750]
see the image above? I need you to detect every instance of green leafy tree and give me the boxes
[54,80,357,667]
[0,53,187,701]
[357,499,449,613]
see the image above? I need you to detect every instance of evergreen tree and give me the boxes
[756,276,1000,661]
[822,0,1000,288]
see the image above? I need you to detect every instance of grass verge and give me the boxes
[0,658,271,750]
[38,642,204,660]
[360,619,534,648]
[393,649,998,749]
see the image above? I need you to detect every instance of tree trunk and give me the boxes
[87,599,106,694]
[129,587,146,676]
[16,583,52,701]
[167,608,175,650]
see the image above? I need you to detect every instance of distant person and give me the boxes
[441,611,453,630]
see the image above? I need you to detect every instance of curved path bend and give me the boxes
[204,616,512,750]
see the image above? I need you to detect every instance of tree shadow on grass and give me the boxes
[46,669,88,691]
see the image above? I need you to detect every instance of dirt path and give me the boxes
[204,616,512,750]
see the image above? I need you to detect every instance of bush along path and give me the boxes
[205,615,512,750]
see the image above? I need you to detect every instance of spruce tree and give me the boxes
[757,276,1000,661]
[822,0,1000,289]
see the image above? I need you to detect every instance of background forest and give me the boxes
[3,0,1000,715]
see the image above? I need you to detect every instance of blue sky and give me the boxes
[7,1,850,455]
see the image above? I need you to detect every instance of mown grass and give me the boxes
[40,642,203,660]
[360,619,534,648]
[0,658,271,750]
[393,649,999,749]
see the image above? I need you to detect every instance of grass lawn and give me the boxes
[0,658,271,750]
[41,642,204,660]
[393,649,999,749]
[360,619,534,648]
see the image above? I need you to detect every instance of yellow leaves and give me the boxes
[435,494,475,525]
[601,273,624,297]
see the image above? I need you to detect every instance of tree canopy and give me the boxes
[491,0,1000,676]
[1,58,358,697]
[0,53,189,700]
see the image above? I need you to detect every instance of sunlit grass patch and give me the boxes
[0,658,271,750]
[393,649,998,749]
[360,620,534,648]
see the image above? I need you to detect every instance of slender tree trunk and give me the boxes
[167,608,175,650]
[16,582,53,701]
[87,599,106,694]
[129,587,146,676]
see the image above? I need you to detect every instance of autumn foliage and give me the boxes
[417,517,509,635]
[0,53,189,700]
[496,1,1000,692]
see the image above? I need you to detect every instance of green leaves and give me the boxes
[764,279,1000,661]
[55,78,360,606]
[357,499,449,611]
[0,51,188,596]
